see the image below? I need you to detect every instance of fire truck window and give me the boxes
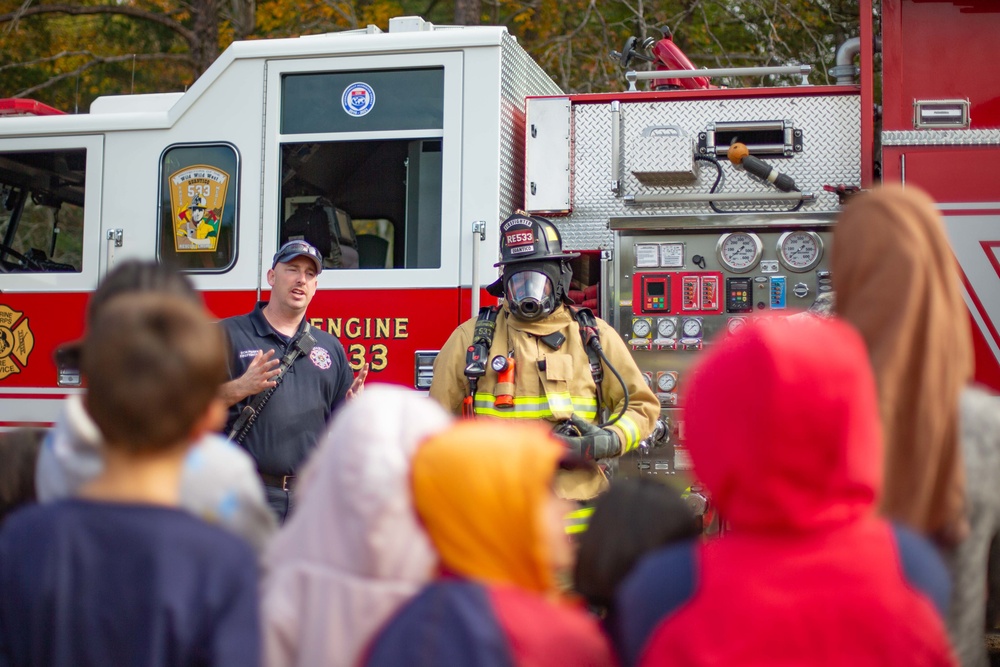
[280,138,442,270]
[281,68,444,134]
[0,149,85,273]
[158,144,239,273]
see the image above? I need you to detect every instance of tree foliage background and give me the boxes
[0,0,858,112]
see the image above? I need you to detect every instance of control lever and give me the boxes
[727,142,799,193]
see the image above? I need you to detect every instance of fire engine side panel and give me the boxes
[881,0,1000,132]
[529,89,860,481]
[538,93,861,253]
[882,135,1000,390]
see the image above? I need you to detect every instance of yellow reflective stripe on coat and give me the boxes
[472,393,598,420]
[615,414,642,452]
[565,506,595,535]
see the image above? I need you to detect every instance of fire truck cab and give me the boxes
[0,16,558,426]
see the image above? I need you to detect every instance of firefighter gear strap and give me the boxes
[555,414,622,462]
[567,305,606,423]
[228,324,317,444]
[463,306,499,417]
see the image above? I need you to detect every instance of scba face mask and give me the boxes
[505,269,556,321]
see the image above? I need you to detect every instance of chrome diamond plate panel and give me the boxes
[553,94,861,251]
[882,129,1000,146]
[499,33,562,227]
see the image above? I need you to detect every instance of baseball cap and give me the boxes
[272,240,323,272]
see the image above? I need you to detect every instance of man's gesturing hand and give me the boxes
[242,349,281,394]
[347,363,370,400]
[219,349,281,408]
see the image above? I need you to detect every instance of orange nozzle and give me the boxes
[727,141,750,166]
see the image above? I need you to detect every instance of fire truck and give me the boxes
[0,0,997,469]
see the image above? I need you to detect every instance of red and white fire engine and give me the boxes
[0,1,996,475]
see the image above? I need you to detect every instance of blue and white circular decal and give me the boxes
[342,82,375,117]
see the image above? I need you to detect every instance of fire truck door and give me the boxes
[259,53,466,384]
[0,134,103,400]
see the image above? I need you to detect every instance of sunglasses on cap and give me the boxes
[272,241,323,269]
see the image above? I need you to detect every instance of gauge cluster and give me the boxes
[617,224,832,481]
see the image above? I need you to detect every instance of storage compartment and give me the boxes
[627,125,699,187]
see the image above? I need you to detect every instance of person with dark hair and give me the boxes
[0,293,260,667]
[573,477,700,617]
[0,428,44,524]
[35,259,277,556]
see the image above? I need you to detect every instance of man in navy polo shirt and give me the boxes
[219,240,367,522]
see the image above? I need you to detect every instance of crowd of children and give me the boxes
[1,184,998,667]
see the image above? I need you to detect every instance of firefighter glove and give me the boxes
[556,414,621,461]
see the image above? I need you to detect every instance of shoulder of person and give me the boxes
[365,580,508,667]
[613,539,699,667]
[889,522,950,617]
[306,327,350,365]
[962,385,1000,429]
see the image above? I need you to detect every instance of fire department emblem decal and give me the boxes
[342,82,375,117]
[168,165,229,254]
[0,305,34,381]
[310,346,332,370]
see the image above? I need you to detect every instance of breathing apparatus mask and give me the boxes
[503,261,571,321]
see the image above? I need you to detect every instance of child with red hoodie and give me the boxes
[614,316,957,667]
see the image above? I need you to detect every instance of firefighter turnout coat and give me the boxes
[430,305,660,498]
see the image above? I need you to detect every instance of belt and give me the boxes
[259,472,296,492]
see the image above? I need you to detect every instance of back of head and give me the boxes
[411,421,565,594]
[832,184,971,540]
[81,293,227,452]
[573,477,700,610]
[262,386,452,667]
[88,260,197,321]
[683,317,882,533]
[268,385,451,577]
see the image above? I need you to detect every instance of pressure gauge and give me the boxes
[716,232,763,274]
[631,318,652,338]
[727,317,748,335]
[656,371,678,393]
[681,317,703,338]
[656,317,677,339]
[776,230,824,273]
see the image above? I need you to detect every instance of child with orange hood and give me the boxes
[362,421,616,667]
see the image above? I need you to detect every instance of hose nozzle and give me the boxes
[727,142,799,193]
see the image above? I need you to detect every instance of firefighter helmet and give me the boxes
[494,214,580,267]
[189,195,207,210]
[489,214,577,320]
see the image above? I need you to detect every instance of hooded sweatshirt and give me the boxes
[363,421,616,667]
[261,386,451,667]
[614,316,956,667]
